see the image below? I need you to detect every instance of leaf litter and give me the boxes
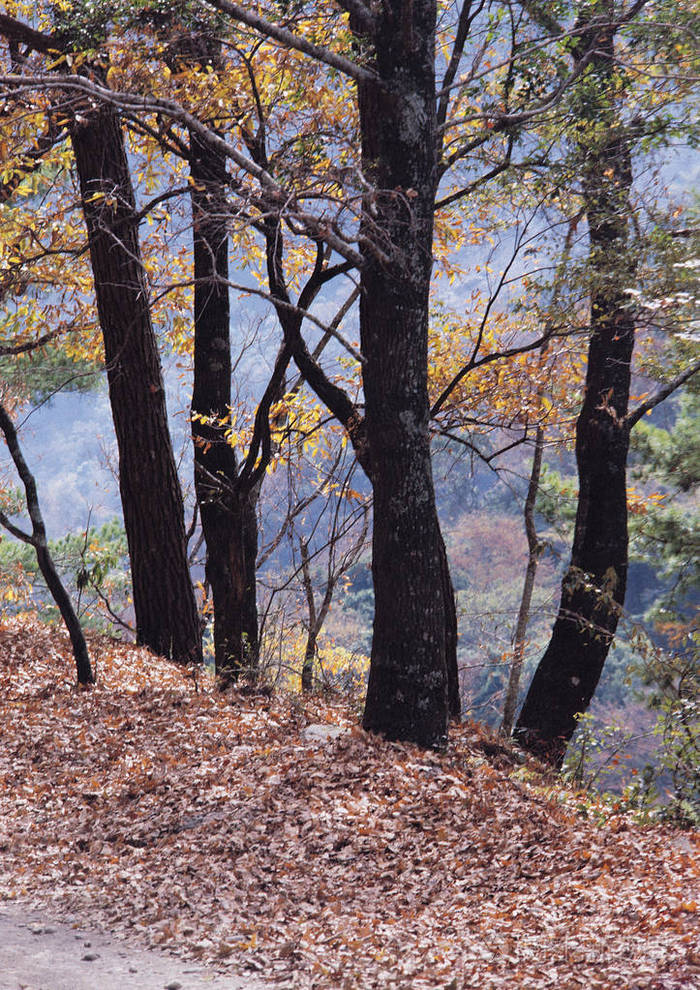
[0,617,698,989]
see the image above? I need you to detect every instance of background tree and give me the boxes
[174,26,263,681]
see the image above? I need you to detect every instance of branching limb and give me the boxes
[202,0,378,84]
[0,330,61,357]
[237,342,293,492]
[628,359,700,428]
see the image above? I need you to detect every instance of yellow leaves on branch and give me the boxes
[627,486,668,517]
[0,127,104,362]
[428,300,586,436]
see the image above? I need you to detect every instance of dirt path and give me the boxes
[0,906,265,990]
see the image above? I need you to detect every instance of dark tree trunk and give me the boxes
[514,17,634,766]
[357,0,449,748]
[36,544,94,685]
[501,425,544,738]
[0,402,93,685]
[300,538,317,693]
[70,107,202,665]
[440,530,461,719]
[189,130,259,682]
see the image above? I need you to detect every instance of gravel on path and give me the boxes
[0,906,266,990]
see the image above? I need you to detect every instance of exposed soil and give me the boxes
[0,905,264,989]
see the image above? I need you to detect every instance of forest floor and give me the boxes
[0,616,698,990]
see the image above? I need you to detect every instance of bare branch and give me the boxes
[0,13,60,55]
[0,330,61,357]
[0,508,34,545]
[201,0,378,84]
[437,0,478,134]
[628,359,700,428]
[237,342,293,491]
[437,135,513,208]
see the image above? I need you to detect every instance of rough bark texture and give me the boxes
[70,106,202,665]
[189,130,259,682]
[515,14,634,766]
[357,0,449,748]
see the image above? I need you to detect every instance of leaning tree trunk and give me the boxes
[500,425,544,738]
[357,0,449,748]
[189,130,259,683]
[0,401,94,685]
[515,17,634,766]
[70,106,202,665]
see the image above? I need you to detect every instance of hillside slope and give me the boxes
[0,617,697,989]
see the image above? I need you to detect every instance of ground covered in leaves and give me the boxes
[0,617,698,989]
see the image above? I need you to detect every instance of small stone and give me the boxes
[302,724,348,744]
[82,952,100,961]
[165,982,183,990]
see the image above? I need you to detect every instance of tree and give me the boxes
[290,452,369,694]
[500,424,544,737]
[0,398,94,685]
[190,123,262,680]
[178,30,262,682]
[0,0,587,743]
[630,386,700,821]
[514,0,700,765]
[0,13,203,666]
[2,0,681,747]
[70,102,203,666]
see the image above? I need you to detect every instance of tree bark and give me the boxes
[70,106,202,665]
[440,529,461,719]
[299,537,319,693]
[0,402,93,685]
[357,0,449,748]
[514,13,634,765]
[500,425,544,738]
[189,129,259,682]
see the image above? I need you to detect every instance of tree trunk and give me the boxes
[440,529,461,719]
[189,130,259,682]
[501,425,544,738]
[299,538,317,693]
[36,544,94,685]
[70,107,202,665]
[358,0,449,748]
[515,16,634,765]
[0,402,93,685]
